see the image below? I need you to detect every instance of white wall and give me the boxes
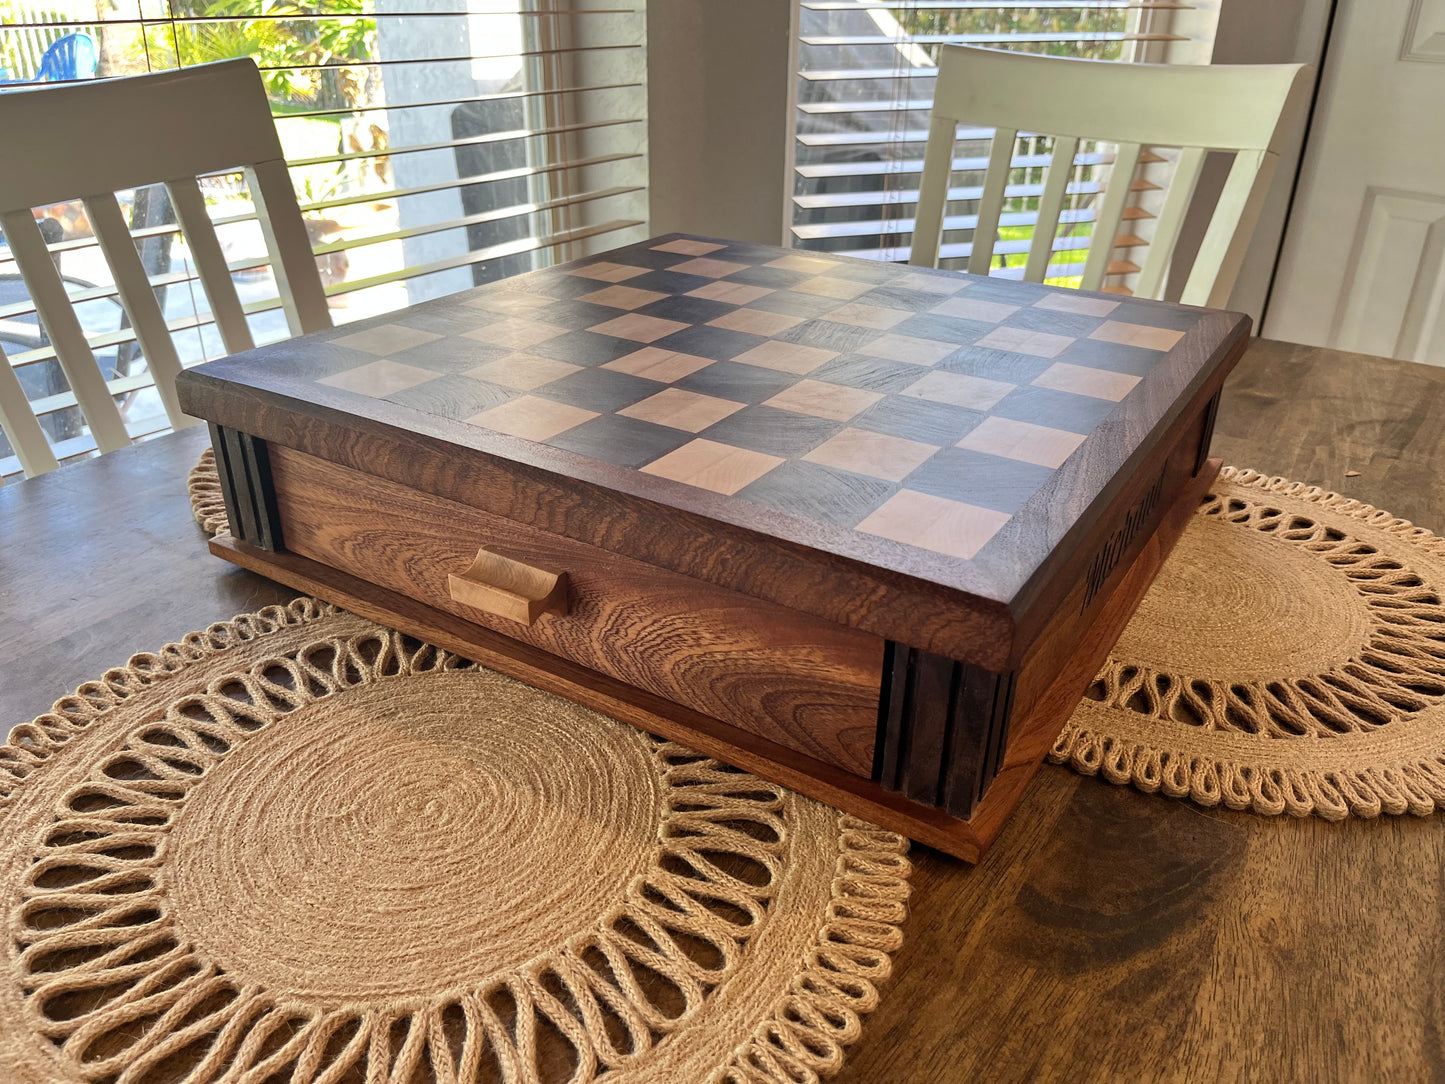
[645,0,796,245]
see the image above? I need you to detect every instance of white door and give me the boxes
[1264,0,1445,365]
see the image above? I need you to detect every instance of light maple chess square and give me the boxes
[331,324,442,356]
[765,254,838,274]
[468,395,598,441]
[687,281,775,305]
[734,340,839,375]
[652,238,727,255]
[1032,361,1141,402]
[603,347,715,383]
[931,296,1021,323]
[668,257,750,278]
[973,325,1075,359]
[858,490,1011,561]
[464,290,558,316]
[902,371,1015,412]
[465,353,581,392]
[641,438,784,495]
[1088,320,1186,351]
[955,416,1086,469]
[463,317,567,350]
[791,275,874,301]
[588,313,691,343]
[566,261,648,282]
[763,379,884,422]
[618,388,745,432]
[858,333,958,366]
[1034,292,1120,317]
[318,359,439,398]
[578,284,669,310]
[803,427,937,482]
[894,271,968,295]
[824,302,912,330]
[708,308,805,336]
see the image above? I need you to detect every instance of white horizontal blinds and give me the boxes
[792,0,1187,290]
[0,0,646,477]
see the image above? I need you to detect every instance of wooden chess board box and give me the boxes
[177,234,1249,860]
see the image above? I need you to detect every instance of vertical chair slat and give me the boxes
[247,158,332,336]
[909,113,960,268]
[1023,134,1080,284]
[84,192,194,430]
[0,209,131,455]
[0,342,60,477]
[1080,141,1142,292]
[166,177,256,356]
[1133,146,1207,301]
[966,126,1017,276]
[1180,149,1275,309]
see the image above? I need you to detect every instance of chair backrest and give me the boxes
[909,45,1311,309]
[0,58,329,479]
[37,33,97,83]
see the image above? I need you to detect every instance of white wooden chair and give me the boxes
[910,45,1312,308]
[0,58,329,479]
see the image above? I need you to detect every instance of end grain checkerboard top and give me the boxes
[192,234,1237,605]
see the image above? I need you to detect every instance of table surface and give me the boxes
[5,336,1444,1081]
[186,233,1236,603]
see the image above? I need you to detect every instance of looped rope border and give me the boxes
[1050,465,1445,821]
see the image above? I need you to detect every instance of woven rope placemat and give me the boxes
[0,600,911,1084]
[1052,466,1445,819]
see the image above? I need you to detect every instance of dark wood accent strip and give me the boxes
[208,424,282,552]
[874,639,908,787]
[238,431,282,552]
[981,670,1017,787]
[902,650,954,806]
[1195,387,1223,474]
[217,424,260,546]
[941,666,1005,819]
[875,646,1015,817]
[207,421,246,546]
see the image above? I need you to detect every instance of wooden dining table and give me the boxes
[3,336,1443,1081]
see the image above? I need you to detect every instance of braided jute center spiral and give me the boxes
[167,675,663,1002]
[0,600,912,1084]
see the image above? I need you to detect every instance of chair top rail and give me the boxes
[930,45,1310,155]
[0,59,284,212]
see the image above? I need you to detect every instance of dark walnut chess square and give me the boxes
[177,233,1249,861]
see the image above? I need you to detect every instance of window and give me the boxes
[0,0,646,476]
[791,1,1206,290]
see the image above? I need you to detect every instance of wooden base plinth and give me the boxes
[209,458,1218,862]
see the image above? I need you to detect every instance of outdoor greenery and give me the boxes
[893,5,1128,61]
[891,7,1126,284]
[149,0,377,110]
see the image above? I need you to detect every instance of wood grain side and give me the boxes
[266,445,885,779]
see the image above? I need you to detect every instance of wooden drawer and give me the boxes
[266,445,885,778]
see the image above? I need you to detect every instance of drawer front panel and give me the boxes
[267,445,885,778]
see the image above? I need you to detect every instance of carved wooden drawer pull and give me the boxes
[447,547,568,626]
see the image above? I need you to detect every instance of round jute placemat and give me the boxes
[1051,466,1445,820]
[0,600,912,1084]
